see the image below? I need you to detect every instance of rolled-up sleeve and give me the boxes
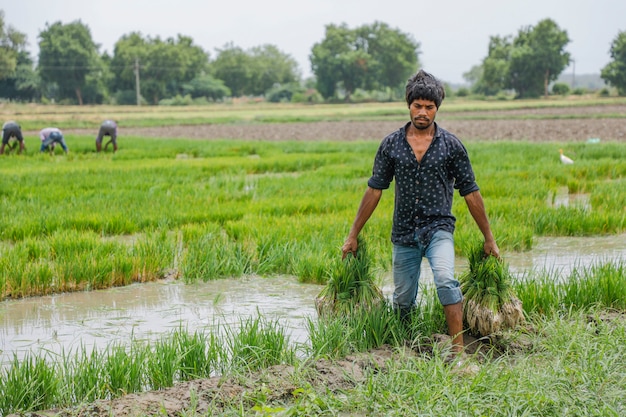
[367,136,396,190]
[452,144,479,197]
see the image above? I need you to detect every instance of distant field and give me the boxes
[2,96,626,132]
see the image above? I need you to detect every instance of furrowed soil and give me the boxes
[9,105,626,417]
[66,104,626,142]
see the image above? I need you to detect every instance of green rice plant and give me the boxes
[459,240,525,336]
[132,230,178,280]
[180,231,254,282]
[174,329,220,381]
[514,260,626,315]
[0,244,57,298]
[307,289,445,359]
[306,315,355,358]
[61,345,109,403]
[105,342,148,398]
[512,268,562,316]
[307,303,399,357]
[561,260,626,310]
[403,284,447,339]
[348,302,406,350]
[0,353,60,414]
[145,336,180,390]
[460,240,516,313]
[225,315,294,372]
[253,236,298,276]
[315,236,385,318]
[292,247,334,284]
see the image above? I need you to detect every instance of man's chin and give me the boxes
[412,121,432,130]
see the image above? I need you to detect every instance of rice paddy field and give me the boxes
[1,97,625,416]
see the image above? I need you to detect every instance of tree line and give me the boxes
[0,10,625,105]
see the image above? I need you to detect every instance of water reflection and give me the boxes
[0,276,323,365]
[547,186,591,210]
[507,233,625,277]
[1,234,624,365]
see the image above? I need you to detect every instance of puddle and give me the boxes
[1,234,624,366]
[547,186,591,210]
[0,276,324,366]
[506,233,626,279]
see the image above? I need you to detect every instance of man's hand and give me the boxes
[484,240,500,259]
[341,236,358,260]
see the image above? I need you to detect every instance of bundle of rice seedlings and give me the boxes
[315,236,385,318]
[459,240,525,336]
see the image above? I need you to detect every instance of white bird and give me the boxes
[559,149,574,165]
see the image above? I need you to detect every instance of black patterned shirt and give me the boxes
[367,122,479,247]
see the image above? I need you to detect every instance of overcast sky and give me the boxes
[2,0,624,84]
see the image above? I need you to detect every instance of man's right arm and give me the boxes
[342,187,383,259]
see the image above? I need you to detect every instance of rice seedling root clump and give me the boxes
[460,241,526,337]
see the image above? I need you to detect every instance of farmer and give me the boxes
[96,119,118,152]
[341,69,500,357]
[1,120,25,154]
[40,127,69,154]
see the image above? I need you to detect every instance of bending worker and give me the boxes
[96,120,118,152]
[40,127,69,154]
[1,120,26,154]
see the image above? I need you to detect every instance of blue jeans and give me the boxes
[40,132,68,153]
[392,230,462,311]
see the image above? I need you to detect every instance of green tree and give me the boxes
[38,20,101,105]
[109,32,145,95]
[601,31,626,96]
[0,11,38,101]
[462,64,483,87]
[0,50,40,101]
[140,38,184,104]
[310,23,366,100]
[248,44,299,95]
[356,22,420,92]
[0,10,24,80]
[182,73,231,100]
[472,36,512,95]
[473,19,570,98]
[310,21,419,101]
[507,19,570,98]
[210,43,299,97]
[165,35,210,97]
[110,33,208,104]
[210,43,252,97]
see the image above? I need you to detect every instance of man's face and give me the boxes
[409,99,438,130]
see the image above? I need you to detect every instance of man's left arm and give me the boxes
[463,190,500,258]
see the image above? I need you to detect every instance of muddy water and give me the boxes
[0,276,324,366]
[507,233,626,277]
[1,235,624,366]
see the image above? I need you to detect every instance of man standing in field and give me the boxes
[40,127,69,154]
[96,119,118,153]
[1,120,25,154]
[341,69,500,359]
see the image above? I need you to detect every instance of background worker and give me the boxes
[1,120,26,154]
[96,120,118,152]
[40,127,69,154]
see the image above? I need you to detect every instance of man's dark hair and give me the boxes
[405,70,445,108]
